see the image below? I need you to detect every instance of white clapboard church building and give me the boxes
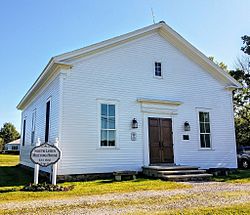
[17,21,241,180]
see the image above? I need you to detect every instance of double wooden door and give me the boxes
[148,118,174,164]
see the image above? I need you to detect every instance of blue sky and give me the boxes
[0,0,249,132]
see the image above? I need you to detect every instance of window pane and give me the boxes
[200,123,205,133]
[101,130,107,146]
[108,117,115,129]
[31,131,35,145]
[199,112,204,122]
[205,123,210,133]
[155,62,161,68]
[101,116,107,129]
[155,69,161,76]
[108,130,116,146]
[205,134,211,148]
[101,104,107,116]
[32,111,36,131]
[204,112,210,122]
[108,105,115,117]
[200,134,205,148]
[155,62,162,77]
[155,71,161,76]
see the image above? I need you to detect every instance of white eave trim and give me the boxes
[137,98,182,106]
[225,85,242,90]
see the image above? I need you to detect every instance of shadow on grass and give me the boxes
[0,165,33,187]
[213,170,250,182]
[0,188,17,193]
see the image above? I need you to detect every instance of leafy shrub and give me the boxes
[0,188,16,193]
[21,182,74,192]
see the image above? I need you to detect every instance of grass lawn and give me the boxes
[0,154,189,203]
[213,169,250,183]
[0,154,19,166]
[0,154,33,188]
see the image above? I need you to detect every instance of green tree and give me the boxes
[0,122,20,145]
[229,35,250,146]
[209,36,250,146]
[234,105,250,146]
[209,56,228,71]
[241,35,250,55]
[0,137,4,152]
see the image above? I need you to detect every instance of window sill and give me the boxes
[198,148,214,151]
[153,76,163,79]
[97,147,120,150]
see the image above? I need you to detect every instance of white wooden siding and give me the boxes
[58,32,237,175]
[20,74,61,173]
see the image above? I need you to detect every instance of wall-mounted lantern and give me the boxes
[184,121,190,131]
[132,118,138,129]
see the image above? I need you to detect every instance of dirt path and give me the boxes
[2,182,250,214]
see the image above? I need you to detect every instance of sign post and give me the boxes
[52,138,59,185]
[30,139,61,185]
[34,138,41,185]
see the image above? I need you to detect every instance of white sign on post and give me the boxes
[30,143,61,167]
[30,139,61,185]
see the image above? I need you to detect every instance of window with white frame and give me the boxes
[100,104,116,147]
[22,118,26,146]
[199,111,211,148]
[154,62,162,77]
[31,110,36,145]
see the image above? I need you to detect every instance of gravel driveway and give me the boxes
[2,182,250,214]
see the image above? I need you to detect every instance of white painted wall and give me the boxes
[20,74,61,173]
[57,32,237,175]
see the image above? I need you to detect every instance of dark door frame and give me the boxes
[148,117,174,164]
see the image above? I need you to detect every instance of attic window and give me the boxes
[154,62,162,78]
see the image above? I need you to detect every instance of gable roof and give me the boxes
[6,139,20,145]
[17,21,241,110]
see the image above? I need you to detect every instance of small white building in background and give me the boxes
[17,21,241,177]
[4,139,20,152]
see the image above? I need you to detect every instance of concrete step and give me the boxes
[161,173,213,182]
[142,165,199,171]
[142,165,212,181]
[157,169,207,176]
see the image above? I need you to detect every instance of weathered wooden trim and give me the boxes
[137,98,182,106]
